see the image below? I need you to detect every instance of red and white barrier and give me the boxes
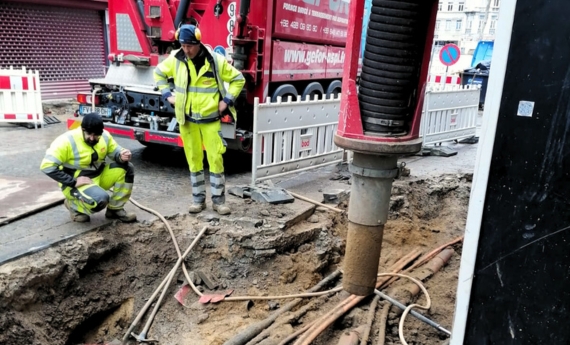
[428,74,461,85]
[0,66,44,128]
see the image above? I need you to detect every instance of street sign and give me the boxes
[439,43,461,66]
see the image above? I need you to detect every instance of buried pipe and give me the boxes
[373,290,451,336]
[375,248,455,345]
[360,294,380,345]
[337,325,367,345]
[121,226,208,344]
[223,270,342,345]
[292,249,422,345]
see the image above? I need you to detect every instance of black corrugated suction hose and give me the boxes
[359,0,431,134]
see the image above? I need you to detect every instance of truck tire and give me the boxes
[326,80,342,99]
[301,82,325,101]
[271,84,298,102]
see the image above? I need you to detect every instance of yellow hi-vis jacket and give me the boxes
[40,127,124,188]
[153,46,245,125]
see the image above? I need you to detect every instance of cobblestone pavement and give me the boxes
[0,110,483,264]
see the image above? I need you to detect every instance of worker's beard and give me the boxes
[84,138,99,147]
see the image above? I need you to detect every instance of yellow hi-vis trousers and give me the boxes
[179,120,227,204]
[62,162,134,215]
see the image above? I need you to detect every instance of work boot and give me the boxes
[213,203,231,215]
[188,203,206,214]
[105,208,137,223]
[64,199,90,223]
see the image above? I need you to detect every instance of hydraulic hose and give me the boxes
[174,0,191,29]
[359,0,432,135]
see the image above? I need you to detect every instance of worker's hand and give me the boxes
[120,149,132,162]
[167,96,176,105]
[75,176,93,187]
[218,100,228,114]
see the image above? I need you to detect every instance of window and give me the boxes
[458,2,464,11]
[436,20,441,30]
[466,19,472,34]
[445,20,452,30]
[489,20,497,34]
[438,2,442,11]
[493,0,500,7]
[447,2,453,11]
[456,20,462,30]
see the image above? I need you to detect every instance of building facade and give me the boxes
[0,0,108,100]
[431,0,500,74]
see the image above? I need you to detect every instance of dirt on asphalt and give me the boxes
[0,172,471,345]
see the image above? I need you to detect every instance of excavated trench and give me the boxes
[0,173,471,345]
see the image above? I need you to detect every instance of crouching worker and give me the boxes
[40,113,137,223]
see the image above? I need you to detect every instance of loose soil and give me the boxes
[0,173,471,345]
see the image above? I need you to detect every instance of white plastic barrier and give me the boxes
[251,95,344,184]
[420,84,481,146]
[0,66,44,128]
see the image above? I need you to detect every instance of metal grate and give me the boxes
[0,2,105,93]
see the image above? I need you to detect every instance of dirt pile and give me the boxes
[0,173,471,345]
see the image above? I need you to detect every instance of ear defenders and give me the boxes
[175,24,202,43]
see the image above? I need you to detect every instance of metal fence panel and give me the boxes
[0,66,44,128]
[251,95,344,184]
[421,84,480,146]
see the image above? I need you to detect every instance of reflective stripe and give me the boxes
[102,132,110,147]
[156,79,169,86]
[154,67,167,78]
[63,163,99,171]
[44,154,62,165]
[66,133,80,168]
[110,147,121,159]
[189,110,219,120]
[210,173,225,197]
[111,189,130,200]
[190,172,206,195]
[225,93,236,101]
[231,74,245,81]
[175,86,186,94]
[41,166,59,174]
[175,60,181,75]
[188,86,218,93]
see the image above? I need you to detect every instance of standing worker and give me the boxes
[40,113,137,223]
[154,24,245,215]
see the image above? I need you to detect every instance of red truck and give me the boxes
[70,0,359,151]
